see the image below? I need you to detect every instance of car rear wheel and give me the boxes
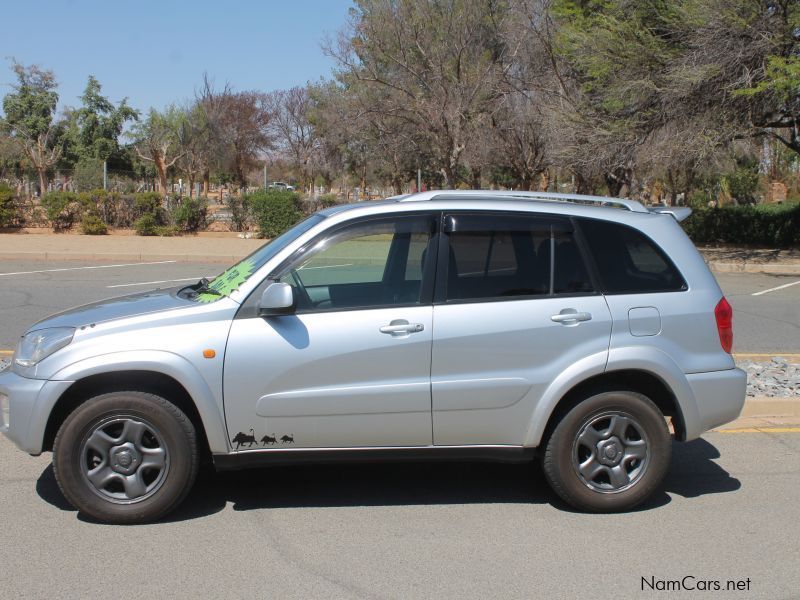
[542,391,671,512]
[53,391,198,524]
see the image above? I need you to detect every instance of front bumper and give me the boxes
[0,366,73,455]
[686,367,747,436]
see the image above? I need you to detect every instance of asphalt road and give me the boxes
[0,431,797,599]
[1,259,798,597]
[0,259,798,352]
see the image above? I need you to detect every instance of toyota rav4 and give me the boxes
[0,190,746,523]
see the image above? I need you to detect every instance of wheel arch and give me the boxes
[43,371,212,462]
[537,369,686,449]
[524,346,699,447]
[37,352,230,456]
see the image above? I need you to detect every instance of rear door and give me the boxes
[430,212,613,446]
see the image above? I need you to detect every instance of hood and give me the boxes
[29,288,192,331]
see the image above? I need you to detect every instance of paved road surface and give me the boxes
[0,431,797,599]
[0,259,797,352]
[1,259,798,597]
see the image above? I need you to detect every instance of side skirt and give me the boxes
[213,445,537,471]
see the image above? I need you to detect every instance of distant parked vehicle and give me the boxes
[269,181,295,192]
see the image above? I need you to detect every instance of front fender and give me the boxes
[38,350,230,453]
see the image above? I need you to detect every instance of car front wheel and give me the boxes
[53,391,198,524]
[542,391,671,512]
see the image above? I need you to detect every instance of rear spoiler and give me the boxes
[648,206,692,222]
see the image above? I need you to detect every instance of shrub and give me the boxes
[171,197,207,232]
[0,183,23,228]
[318,193,339,208]
[80,214,108,235]
[225,195,252,231]
[40,191,81,231]
[134,214,158,236]
[73,158,104,192]
[134,192,163,216]
[155,225,180,237]
[682,203,800,248]
[247,189,303,238]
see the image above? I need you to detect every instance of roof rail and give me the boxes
[394,189,649,213]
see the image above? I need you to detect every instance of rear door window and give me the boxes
[443,213,594,301]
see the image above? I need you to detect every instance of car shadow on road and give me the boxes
[35,438,740,523]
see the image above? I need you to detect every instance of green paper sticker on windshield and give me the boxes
[197,259,256,303]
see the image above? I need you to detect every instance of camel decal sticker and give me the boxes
[231,429,258,449]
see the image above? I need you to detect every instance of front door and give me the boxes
[223,213,437,449]
[431,212,613,446]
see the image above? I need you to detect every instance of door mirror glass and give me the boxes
[258,282,295,316]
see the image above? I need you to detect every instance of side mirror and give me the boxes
[258,282,295,316]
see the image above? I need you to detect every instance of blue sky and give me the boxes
[1,0,353,114]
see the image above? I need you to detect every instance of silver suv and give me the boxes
[0,191,746,523]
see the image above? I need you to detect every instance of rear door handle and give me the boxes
[380,319,424,335]
[551,310,592,324]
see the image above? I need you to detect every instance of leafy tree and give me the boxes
[129,106,188,195]
[737,55,800,154]
[71,76,138,163]
[1,61,61,194]
[544,0,800,196]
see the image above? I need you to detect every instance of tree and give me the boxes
[193,74,235,195]
[327,0,513,187]
[266,86,321,193]
[489,91,551,190]
[541,0,800,197]
[177,103,211,197]
[130,106,187,194]
[217,91,272,190]
[1,61,61,194]
[74,76,138,162]
[0,133,26,188]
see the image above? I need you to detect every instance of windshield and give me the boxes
[193,214,325,302]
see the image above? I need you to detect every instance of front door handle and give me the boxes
[380,319,424,336]
[551,309,592,325]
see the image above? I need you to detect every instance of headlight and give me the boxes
[14,327,75,368]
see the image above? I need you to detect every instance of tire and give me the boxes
[542,391,671,512]
[53,391,198,524]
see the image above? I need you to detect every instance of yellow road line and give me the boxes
[717,427,800,434]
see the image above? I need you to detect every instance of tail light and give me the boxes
[714,297,733,353]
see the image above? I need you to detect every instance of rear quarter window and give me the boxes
[578,218,686,294]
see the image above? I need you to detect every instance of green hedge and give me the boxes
[40,191,81,231]
[0,183,22,228]
[246,189,303,238]
[682,203,800,248]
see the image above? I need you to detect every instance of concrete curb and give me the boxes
[707,261,800,276]
[713,396,800,430]
[741,396,800,416]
